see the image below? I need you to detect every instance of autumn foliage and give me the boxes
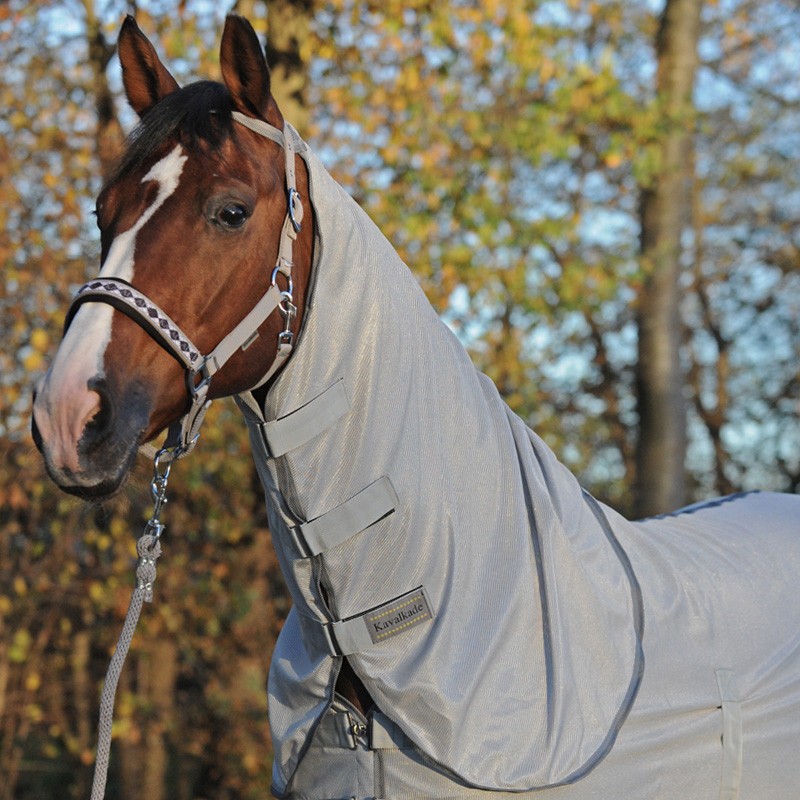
[1,1,799,798]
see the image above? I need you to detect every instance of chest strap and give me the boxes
[250,378,396,557]
[291,476,398,558]
[258,378,350,457]
[321,586,435,657]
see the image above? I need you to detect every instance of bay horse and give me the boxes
[32,15,800,800]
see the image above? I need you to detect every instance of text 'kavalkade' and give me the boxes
[371,602,427,635]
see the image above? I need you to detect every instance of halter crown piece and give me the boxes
[65,114,304,462]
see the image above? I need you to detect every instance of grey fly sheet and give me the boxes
[235,130,800,799]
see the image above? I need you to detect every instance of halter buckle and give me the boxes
[288,187,303,233]
[189,356,214,397]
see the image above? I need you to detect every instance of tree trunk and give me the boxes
[635,0,702,518]
[141,639,179,800]
[71,630,95,798]
[264,0,313,135]
[116,641,179,800]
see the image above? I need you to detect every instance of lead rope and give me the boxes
[89,448,176,800]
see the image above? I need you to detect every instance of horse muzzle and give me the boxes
[32,371,150,500]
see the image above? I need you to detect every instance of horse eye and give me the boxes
[216,203,249,229]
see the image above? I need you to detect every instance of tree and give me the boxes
[3,1,799,797]
[635,0,703,517]
[685,0,800,497]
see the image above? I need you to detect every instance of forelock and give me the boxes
[111,81,235,181]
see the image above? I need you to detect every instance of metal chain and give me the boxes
[89,447,178,800]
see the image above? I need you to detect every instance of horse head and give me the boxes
[31,15,312,500]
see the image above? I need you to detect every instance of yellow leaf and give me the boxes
[405,69,420,92]
[23,350,44,371]
[30,327,50,352]
[25,672,41,692]
[111,517,128,539]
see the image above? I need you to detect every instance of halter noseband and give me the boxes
[64,114,304,461]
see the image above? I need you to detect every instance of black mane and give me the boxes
[112,81,235,180]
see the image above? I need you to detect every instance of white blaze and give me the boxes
[35,145,188,472]
[99,145,189,281]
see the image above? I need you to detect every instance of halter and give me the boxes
[64,114,304,461]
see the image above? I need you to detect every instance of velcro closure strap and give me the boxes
[323,615,374,657]
[294,477,398,557]
[259,378,350,457]
[370,712,411,750]
[322,586,434,657]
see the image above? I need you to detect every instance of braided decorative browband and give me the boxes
[66,278,201,369]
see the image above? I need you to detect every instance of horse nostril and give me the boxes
[85,379,113,440]
[31,388,44,452]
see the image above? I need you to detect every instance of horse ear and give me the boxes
[118,15,179,117]
[220,15,283,128]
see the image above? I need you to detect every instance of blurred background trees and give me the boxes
[1,0,798,797]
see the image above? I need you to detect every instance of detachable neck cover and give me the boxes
[237,140,643,795]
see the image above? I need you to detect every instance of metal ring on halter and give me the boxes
[271,266,294,296]
[279,291,297,319]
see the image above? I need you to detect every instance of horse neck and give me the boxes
[248,146,593,538]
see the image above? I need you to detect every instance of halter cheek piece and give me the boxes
[63,115,304,461]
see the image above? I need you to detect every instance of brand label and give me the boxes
[364,587,433,645]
